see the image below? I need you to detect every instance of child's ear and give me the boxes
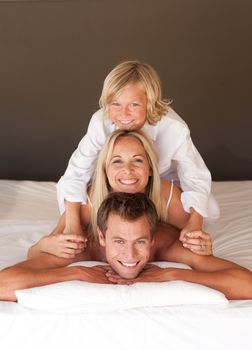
[97,227,106,247]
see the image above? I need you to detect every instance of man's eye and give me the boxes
[136,240,146,245]
[114,240,124,244]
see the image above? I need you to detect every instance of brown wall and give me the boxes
[0,0,251,181]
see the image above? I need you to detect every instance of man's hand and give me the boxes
[105,264,176,284]
[104,265,134,285]
[76,265,115,284]
[39,233,87,259]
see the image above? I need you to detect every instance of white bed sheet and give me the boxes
[0,179,252,350]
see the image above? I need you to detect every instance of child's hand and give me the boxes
[180,230,212,255]
[39,233,87,259]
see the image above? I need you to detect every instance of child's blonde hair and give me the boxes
[99,60,171,125]
[89,129,167,237]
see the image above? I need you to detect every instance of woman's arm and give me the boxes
[27,204,91,259]
[161,180,212,255]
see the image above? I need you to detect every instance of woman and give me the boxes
[28,130,212,258]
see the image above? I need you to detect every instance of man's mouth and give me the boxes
[119,261,139,268]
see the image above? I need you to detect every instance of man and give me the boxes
[0,192,251,301]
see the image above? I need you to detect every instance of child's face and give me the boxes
[108,82,147,130]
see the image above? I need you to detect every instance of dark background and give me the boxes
[0,0,251,181]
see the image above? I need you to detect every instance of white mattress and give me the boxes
[0,179,252,350]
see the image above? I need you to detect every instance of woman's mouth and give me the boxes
[119,179,138,185]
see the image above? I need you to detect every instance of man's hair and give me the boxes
[89,130,166,237]
[99,60,171,125]
[97,192,158,238]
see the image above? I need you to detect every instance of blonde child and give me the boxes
[57,60,219,254]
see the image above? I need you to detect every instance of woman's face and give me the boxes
[106,136,151,193]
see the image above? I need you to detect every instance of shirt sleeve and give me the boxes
[57,110,108,213]
[172,126,213,218]
[153,110,218,219]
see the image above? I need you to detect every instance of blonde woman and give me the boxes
[28,130,212,259]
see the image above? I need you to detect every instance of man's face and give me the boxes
[98,213,153,279]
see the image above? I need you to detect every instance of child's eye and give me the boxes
[111,102,120,107]
[130,102,139,107]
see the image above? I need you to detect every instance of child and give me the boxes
[57,60,219,254]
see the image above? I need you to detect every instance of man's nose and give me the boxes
[124,244,137,260]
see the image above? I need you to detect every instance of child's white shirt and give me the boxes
[57,108,219,219]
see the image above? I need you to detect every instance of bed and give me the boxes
[0,179,252,350]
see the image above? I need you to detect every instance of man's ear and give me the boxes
[150,236,155,247]
[97,227,106,247]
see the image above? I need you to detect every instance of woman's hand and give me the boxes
[39,233,87,259]
[180,230,212,255]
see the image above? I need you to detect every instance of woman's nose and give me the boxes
[122,163,133,173]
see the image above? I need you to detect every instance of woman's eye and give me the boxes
[112,159,122,164]
[131,102,139,107]
[111,102,120,107]
[133,158,143,163]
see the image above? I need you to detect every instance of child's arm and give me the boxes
[57,110,109,212]
[155,109,219,221]
[57,110,114,234]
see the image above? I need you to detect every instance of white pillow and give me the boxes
[16,261,228,312]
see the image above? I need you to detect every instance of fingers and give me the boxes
[53,234,88,258]
[181,230,213,256]
[62,234,87,243]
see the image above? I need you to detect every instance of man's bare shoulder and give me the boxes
[150,223,180,261]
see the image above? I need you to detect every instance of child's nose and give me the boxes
[121,105,130,115]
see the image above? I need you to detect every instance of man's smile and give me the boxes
[118,261,140,268]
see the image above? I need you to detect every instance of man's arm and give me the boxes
[0,254,111,302]
[144,239,252,300]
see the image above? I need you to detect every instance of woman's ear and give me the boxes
[97,227,106,247]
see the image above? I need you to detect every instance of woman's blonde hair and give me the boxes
[99,60,171,125]
[89,129,166,237]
